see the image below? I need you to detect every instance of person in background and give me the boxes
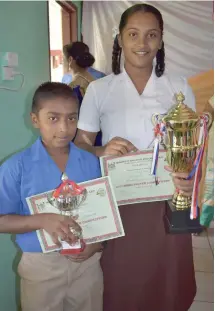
[0,82,103,311]
[63,42,94,97]
[62,41,105,85]
[200,95,214,229]
[75,3,197,311]
[63,42,103,146]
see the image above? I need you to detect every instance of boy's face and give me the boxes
[31,97,78,149]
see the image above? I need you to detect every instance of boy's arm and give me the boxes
[0,214,43,234]
[0,161,80,246]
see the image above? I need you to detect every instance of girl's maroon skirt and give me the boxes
[101,201,196,311]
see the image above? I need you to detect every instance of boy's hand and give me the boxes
[67,243,103,262]
[40,213,81,247]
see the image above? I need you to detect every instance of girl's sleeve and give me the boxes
[77,83,100,133]
[183,78,196,111]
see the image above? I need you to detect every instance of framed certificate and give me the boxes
[100,150,175,206]
[26,177,124,253]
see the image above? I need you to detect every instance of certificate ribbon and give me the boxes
[151,121,166,184]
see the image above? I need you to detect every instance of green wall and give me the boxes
[74,0,83,39]
[0,1,82,310]
[0,2,50,310]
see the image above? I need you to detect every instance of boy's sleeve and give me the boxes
[0,160,21,215]
[86,153,102,180]
[91,156,102,180]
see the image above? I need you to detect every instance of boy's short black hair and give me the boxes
[32,82,78,113]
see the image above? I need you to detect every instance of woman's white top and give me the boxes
[78,68,196,150]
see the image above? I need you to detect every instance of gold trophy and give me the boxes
[153,92,211,234]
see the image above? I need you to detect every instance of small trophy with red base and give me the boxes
[48,173,87,254]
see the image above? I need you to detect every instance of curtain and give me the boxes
[82,1,214,78]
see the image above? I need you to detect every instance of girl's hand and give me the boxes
[101,137,137,156]
[165,166,194,196]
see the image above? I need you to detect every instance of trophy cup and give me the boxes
[48,173,87,254]
[152,92,212,234]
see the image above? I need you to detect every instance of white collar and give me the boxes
[120,66,156,96]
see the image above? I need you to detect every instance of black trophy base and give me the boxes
[164,201,203,234]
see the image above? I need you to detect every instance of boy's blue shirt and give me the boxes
[0,138,101,252]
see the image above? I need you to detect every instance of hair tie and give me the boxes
[112,26,119,39]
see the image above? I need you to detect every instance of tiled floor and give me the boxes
[189,228,214,311]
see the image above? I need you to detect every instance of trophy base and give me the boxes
[164,201,203,234]
[60,239,85,255]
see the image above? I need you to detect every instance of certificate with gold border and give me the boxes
[100,150,174,206]
[26,177,124,253]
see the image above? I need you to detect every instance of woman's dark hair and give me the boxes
[112,3,165,77]
[63,42,95,69]
[32,82,78,113]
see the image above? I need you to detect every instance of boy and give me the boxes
[0,82,103,311]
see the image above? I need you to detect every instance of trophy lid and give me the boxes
[162,92,199,124]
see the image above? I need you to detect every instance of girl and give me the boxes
[75,4,196,311]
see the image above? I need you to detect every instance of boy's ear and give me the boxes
[30,112,39,129]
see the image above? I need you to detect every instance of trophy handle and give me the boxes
[151,113,160,126]
[151,113,167,125]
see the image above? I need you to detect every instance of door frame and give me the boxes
[47,0,78,79]
[56,1,78,42]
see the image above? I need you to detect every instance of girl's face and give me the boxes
[119,12,162,70]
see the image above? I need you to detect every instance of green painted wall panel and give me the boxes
[0,1,82,310]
